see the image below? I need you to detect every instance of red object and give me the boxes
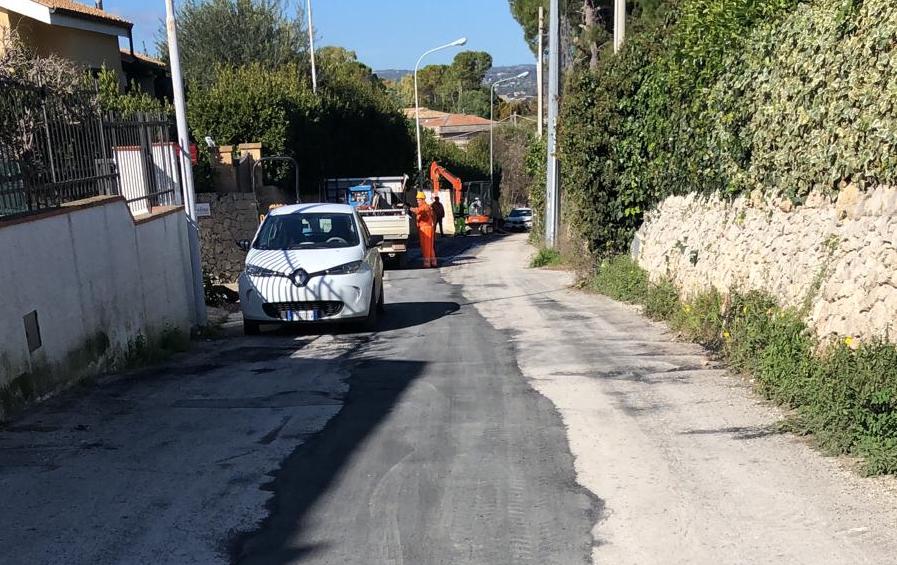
[429,162,463,206]
[415,202,437,267]
[189,144,198,165]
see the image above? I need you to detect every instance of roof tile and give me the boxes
[33,0,132,27]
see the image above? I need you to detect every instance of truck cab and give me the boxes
[323,177,413,265]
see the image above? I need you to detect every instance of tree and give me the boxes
[156,0,307,87]
[457,90,490,118]
[493,125,537,209]
[186,60,416,197]
[383,51,496,118]
[317,46,377,86]
[509,1,665,69]
[448,51,493,90]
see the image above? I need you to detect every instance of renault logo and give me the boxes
[290,268,310,287]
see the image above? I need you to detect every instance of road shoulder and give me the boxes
[443,234,897,565]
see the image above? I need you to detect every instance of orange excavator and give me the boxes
[429,162,493,234]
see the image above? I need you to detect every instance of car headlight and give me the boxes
[245,264,281,277]
[325,260,364,275]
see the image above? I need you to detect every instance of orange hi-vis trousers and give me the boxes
[415,203,437,268]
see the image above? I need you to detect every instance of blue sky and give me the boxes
[109,0,535,69]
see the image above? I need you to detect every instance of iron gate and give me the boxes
[0,79,182,218]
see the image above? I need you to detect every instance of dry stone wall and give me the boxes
[633,186,897,344]
[196,193,260,283]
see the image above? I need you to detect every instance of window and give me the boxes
[355,211,373,247]
[254,213,360,250]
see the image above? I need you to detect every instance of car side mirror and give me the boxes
[369,235,384,247]
[236,239,252,252]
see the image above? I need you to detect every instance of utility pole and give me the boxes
[537,6,544,139]
[544,0,560,248]
[307,0,317,93]
[614,0,626,53]
[164,0,207,327]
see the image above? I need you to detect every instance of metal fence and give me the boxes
[0,80,182,218]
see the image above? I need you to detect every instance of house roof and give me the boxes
[120,49,166,70]
[32,0,131,26]
[0,0,132,34]
[403,107,493,129]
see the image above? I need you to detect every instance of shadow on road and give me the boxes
[390,232,510,272]
[230,357,427,564]
[376,301,460,332]
[260,301,460,337]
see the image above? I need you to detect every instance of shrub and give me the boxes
[526,135,546,244]
[556,0,897,254]
[590,255,650,303]
[590,255,897,475]
[187,61,420,194]
[530,247,562,268]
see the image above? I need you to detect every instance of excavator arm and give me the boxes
[429,162,463,207]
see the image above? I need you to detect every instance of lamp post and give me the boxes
[306,0,317,93]
[164,0,207,327]
[490,71,529,183]
[414,37,467,175]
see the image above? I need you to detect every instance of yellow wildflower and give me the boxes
[843,336,854,348]
[722,330,731,341]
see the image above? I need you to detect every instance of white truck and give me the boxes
[322,176,413,264]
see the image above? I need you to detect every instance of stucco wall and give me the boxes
[1,10,124,77]
[633,186,897,344]
[0,197,195,417]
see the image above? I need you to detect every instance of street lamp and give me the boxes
[306,0,317,93]
[490,71,529,182]
[414,37,467,175]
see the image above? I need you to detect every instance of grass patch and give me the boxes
[589,255,897,475]
[124,325,191,367]
[530,247,564,268]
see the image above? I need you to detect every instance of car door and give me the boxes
[355,211,383,286]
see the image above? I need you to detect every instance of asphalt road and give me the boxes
[4,233,897,564]
[0,235,595,565]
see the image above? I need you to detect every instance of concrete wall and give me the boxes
[0,197,195,418]
[196,193,260,283]
[633,185,897,344]
[1,10,124,78]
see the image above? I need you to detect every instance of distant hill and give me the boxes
[374,65,538,100]
[374,69,411,82]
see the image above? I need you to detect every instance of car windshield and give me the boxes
[510,209,532,217]
[253,212,360,250]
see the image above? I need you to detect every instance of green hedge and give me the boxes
[188,62,487,195]
[560,0,897,255]
[526,135,546,243]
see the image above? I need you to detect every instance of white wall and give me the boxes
[0,197,195,408]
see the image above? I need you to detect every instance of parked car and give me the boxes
[504,207,534,231]
[237,203,385,335]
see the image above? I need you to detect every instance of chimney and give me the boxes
[95,0,103,9]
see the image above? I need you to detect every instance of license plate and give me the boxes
[284,309,320,322]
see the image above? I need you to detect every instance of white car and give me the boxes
[238,203,385,335]
[504,207,533,231]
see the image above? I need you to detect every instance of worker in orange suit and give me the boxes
[412,191,437,268]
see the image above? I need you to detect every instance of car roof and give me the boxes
[512,207,533,211]
[267,203,355,216]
